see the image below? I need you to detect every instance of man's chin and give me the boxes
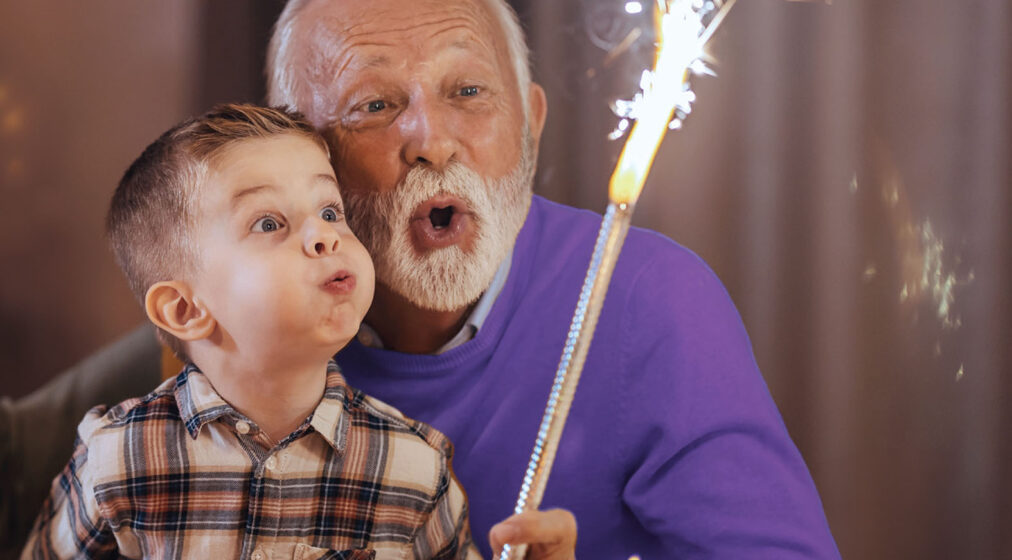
[376,246,499,313]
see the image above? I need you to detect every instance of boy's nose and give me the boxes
[304,220,341,257]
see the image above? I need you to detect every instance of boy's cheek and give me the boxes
[200,261,288,319]
[352,245,377,316]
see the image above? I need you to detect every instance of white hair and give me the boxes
[265,0,532,112]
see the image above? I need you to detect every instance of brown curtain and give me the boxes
[0,0,283,399]
[517,0,1011,558]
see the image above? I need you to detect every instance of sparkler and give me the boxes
[499,1,737,559]
[861,140,974,382]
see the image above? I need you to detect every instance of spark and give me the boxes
[625,1,644,14]
[609,0,738,204]
[897,217,973,330]
[883,183,899,207]
[863,264,877,282]
[867,139,974,340]
[955,364,964,381]
[849,173,858,194]
[918,221,959,328]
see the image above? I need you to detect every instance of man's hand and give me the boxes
[488,509,577,560]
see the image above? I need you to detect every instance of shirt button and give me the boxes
[252,549,265,560]
[235,421,251,435]
[265,456,278,470]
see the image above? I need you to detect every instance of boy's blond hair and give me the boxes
[106,104,328,360]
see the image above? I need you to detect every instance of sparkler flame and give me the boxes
[609,0,737,205]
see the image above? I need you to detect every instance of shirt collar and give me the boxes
[174,360,350,453]
[174,363,234,439]
[356,248,513,353]
[309,361,352,453]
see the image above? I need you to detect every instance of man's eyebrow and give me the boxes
[364,54,391,68]
[350,53,391,70]
[447,39,497,66]
[450,39,476,51]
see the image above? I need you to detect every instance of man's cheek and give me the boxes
[338,140,400,195]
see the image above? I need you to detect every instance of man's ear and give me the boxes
[144,281,216,342]
[527,82,548,147]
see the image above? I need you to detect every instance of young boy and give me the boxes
[22,104,479,559]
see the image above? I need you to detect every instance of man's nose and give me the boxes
[400,98,457,171]
[303,218,341,257]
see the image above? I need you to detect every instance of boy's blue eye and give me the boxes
[460,86,479,97]
[320,207,340,222]
[252,216,282,233]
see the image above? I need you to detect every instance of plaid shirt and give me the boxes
[22,361,478,560]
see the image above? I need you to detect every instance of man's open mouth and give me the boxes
[410,195,475,250]
[429,206,455,230]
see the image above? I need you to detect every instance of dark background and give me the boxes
[1,1,1009,558]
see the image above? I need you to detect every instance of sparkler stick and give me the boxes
[499,2,737,559]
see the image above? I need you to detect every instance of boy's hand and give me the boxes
[488,509,577,559]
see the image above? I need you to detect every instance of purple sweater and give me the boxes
[337,196,840,559]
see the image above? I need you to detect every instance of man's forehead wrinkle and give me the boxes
[335,22,494,83]
[295,0,504,125]
[322,7,493,57]
[304,16,355,84]
[301,21,405,112]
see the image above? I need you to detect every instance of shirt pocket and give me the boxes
[292,543,376,560]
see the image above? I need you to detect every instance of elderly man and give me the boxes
[264,0,839,557]
[3,0,840,558]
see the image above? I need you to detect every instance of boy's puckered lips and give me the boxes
[322,270,356,294]
[410,195,474,251]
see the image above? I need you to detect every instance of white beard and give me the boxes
[343,133,535,312]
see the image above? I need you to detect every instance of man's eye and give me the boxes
[367,100,387,113]
[460,86,479,97]
[252,216,282,233]
[320,207,342,222]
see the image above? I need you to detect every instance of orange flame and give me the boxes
[608,0,737,205]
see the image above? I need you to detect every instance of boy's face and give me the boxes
[190,134,374,361]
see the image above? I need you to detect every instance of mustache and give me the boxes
[344,161,489,240]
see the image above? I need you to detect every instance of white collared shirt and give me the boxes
[356,249,513,354]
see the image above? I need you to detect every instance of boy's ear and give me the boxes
[144,281,216,342]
